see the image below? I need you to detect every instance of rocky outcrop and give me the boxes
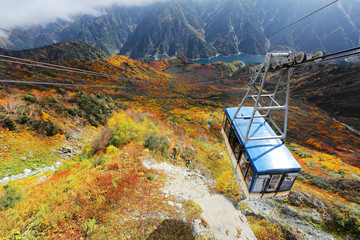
[243,193,335,240]
[288,191,329,210]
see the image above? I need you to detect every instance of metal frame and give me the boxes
[232,52,295,143]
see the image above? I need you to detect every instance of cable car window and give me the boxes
[223,114,229,135]
[239,153,249,177]
[253,178,265,193]
[266,174,282,192]
[232,136,242,160]
[245,165,254,189]
[253,175,270,193]
[222,114,227,129]
[279,173,298,191]
[228,128,236,147]
[223,116,231,137]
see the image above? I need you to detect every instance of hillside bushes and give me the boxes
[0,92,125,137]
[0,144,170,239]
[3,118,16,131]
[144,133,169,157]
[71,92,118,127]
[107,112,142,146]
[301,172,360,204]
[247,216,286,240]
[299,173,360,236]
[87,110,170,158]
[216,170,242,201]
[325,201,360,237]
[0,184,24,211]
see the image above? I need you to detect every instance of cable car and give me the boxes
[221,50,307,199]
[222,107,301,198]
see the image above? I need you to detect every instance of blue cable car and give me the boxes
[222,107,301,198]
[221,51,304,198]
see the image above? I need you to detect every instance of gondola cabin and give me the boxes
[221,107,301,199]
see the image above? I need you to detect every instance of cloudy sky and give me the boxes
[0,0,169,31]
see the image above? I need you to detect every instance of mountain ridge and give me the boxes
[1,0,359,60]
[0,41,107,62]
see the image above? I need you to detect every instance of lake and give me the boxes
[189,53,265,66]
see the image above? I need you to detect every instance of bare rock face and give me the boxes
[288,191,329,210]
[244,193,335,240]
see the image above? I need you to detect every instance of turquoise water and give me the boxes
[189,53,265,66]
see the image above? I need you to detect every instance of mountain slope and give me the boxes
[0,41,106,62]
[120,2,217,60]
[0,6,147,55]
[205,0,267,55]
[0,50,359,238]
[251,0,360,53]
[291,63,360,118]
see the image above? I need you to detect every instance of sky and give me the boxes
[0,0,169,33]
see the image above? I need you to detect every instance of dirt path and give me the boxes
[143,158,256,240]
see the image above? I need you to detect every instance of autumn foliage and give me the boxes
[0,54,359,238]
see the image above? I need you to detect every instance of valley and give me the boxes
[0,0,359,238]
[0,43,359,238]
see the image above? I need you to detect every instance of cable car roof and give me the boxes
[225,107,301,173]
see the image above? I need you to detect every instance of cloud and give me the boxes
[0,0,169,31]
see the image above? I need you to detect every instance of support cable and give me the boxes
[266,0,339,39]
[0,54,111,77]
[0,29,153,84]
[0,57,162,86]
[0,58,109,78]
[0,79,131,89]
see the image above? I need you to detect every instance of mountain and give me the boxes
[291,63,360,118]
[251,0,360,53]
[0,6,148,56]
[119,1,218,60]
[0,41,106,62]
[0,0,359,59]
[204,0,267,55]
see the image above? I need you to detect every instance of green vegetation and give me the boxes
[247,216,286,240]
[325,201,360,236]
[301,172,360,205]
[146,173,156,181]
[3,118,16,131]
[72,92,115,127]
[287,143,313,158]
[144,133,170,156]
[0,184,24,210]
